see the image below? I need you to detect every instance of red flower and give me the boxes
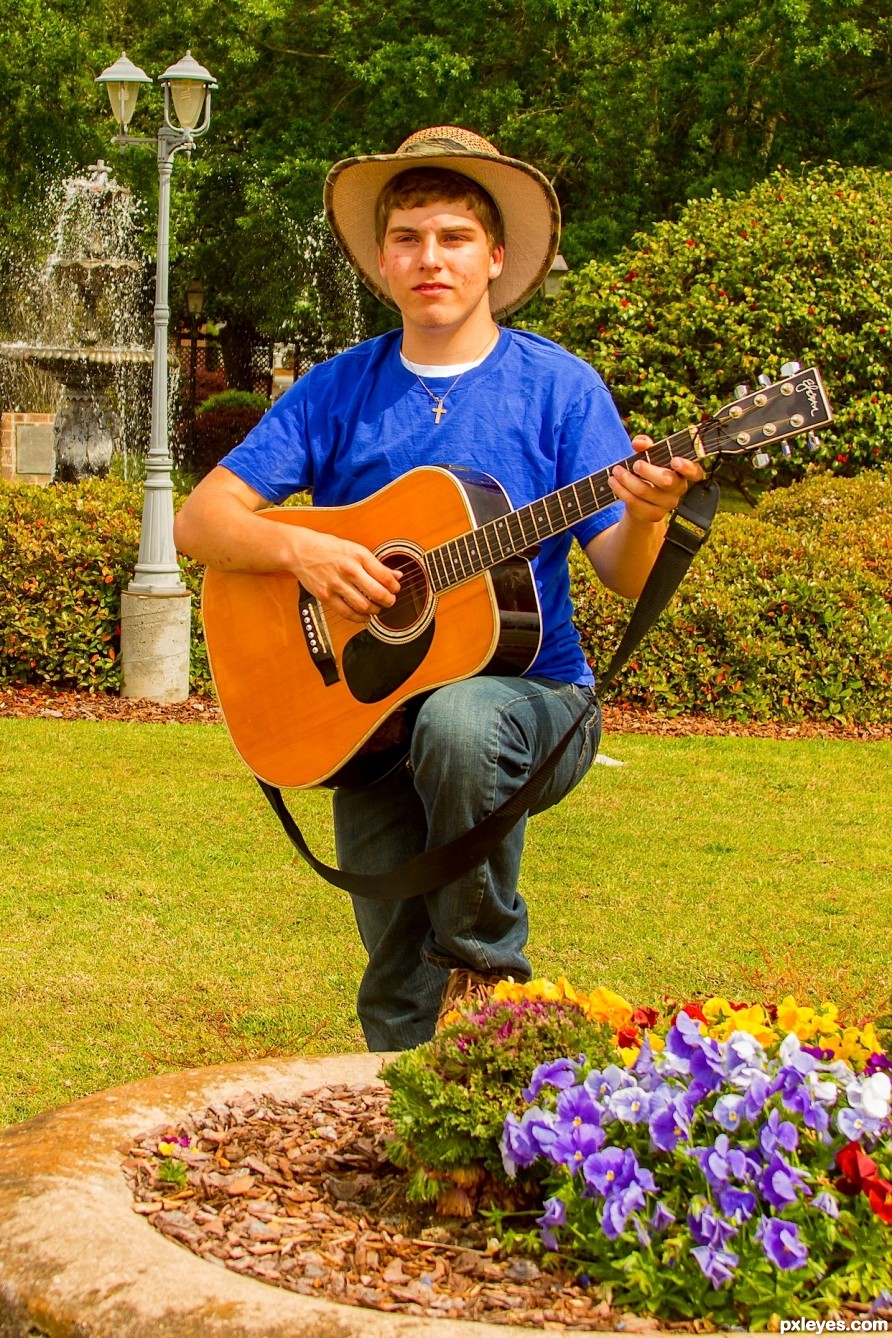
[616,1025,640,1049]
[866,1176,892,1223]
[835,1141,878,1195]
[632,1006,660,1029]
[836,453,849,464]
[680,1002,708,1025]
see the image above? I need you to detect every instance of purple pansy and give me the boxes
[759,1152,812,1209]
[500,1106,556,1174]
[757,1216,809,1271]
[550,1119,606,1173]
[688,1201,739,1249]
[687,1133,751,1190]
[691,1245,739,1288]
[758,1107,799,1157]
[523,1057,580,1102]
[606,1083,653,1124]
[536,1195,566,1250]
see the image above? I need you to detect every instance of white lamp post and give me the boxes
[96,50,216,701]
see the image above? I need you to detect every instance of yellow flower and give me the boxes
[583,986,634,1030]
[701,998,776,1047]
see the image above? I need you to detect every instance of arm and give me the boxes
[585,438,705,598]
[174,465,400,624]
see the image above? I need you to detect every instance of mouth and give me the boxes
[413,283,451,296]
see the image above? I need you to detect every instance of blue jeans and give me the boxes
[333,676,601,1051]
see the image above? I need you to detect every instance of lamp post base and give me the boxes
[120,589,192,702]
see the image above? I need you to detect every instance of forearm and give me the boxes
[174,473,299,575]
[174,466,400,622]
[584,508,667,599]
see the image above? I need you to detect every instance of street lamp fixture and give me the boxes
[96,50,217,699]
[186,276,206,318]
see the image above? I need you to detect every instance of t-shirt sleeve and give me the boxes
[217,379,314,503]
[556,379,629,548]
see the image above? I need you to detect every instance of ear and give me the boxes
[489,244,505,281]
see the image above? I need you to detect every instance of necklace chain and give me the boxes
[408,329,498,425]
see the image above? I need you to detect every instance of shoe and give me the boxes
[435,967,513,1032]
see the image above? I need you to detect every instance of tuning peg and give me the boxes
[757,373,772,387]
[734,383,750,399]
[781,441,793,459]
[753,451,772,468]
[807,433,821,453]
[780,361,802,377]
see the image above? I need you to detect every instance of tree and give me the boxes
[530,163,892,479]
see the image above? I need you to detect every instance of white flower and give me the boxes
[861,1072,892,1120]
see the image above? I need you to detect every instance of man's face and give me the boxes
[376,201,504,335]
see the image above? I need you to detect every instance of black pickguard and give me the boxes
[342,619,436,703]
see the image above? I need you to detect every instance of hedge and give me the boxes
[573,469,892,723]
[531,163,892,481]
[1,470,889,722]
[0,478,211,694]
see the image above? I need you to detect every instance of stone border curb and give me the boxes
[0,1054,688,1337]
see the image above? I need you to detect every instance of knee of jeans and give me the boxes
[411,687,485,772]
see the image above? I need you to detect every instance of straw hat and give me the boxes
[323,126,561,319]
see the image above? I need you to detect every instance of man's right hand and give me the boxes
[292,529,401,623]
[173,465,400,624]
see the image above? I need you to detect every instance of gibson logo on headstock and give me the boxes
[796,375,823,418]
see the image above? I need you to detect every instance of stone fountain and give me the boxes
[0,160,153,481]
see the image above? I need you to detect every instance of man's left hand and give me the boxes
[607,434,706,524]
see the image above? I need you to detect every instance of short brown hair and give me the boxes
[375,167,504,250]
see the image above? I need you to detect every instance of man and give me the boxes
[175,127,703,1052]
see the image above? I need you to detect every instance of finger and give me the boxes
[630,433,655,454]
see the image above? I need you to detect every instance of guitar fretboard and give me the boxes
[425,429,700,594]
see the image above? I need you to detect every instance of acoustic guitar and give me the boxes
[202,365,834,790]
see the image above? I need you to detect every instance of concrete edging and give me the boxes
[0,1053,678,1337]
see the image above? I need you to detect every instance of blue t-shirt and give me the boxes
[220,327,628,685]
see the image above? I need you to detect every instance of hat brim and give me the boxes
[324,148,561,319]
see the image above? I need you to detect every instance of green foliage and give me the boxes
[572,469,892,724]
[0,479,211,692]
[195,390,270,417]
[187,403,266,480]
[155,1157,188,1188]
[533,164,892,479]
[4,0,892,359]
[383,998,616,1203]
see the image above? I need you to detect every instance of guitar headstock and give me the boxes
[699,364,834,462]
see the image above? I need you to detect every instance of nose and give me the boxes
[418,233,442,269]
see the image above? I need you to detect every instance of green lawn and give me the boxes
[1,717,889,1127]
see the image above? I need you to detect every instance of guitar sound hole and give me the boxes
[376,553,429,633]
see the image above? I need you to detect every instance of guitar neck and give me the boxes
[426,428,701,594]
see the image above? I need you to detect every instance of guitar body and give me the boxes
[202,466,542,790]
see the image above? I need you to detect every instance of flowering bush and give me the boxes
[382,985,619,1216]
[385,978,891,1325]
[498,992,892,1325]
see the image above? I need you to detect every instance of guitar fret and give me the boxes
[457,533,476,577]
[517,507,538,548]
[427,545,447,593]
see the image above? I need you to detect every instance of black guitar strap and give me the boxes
[259,475,721,900]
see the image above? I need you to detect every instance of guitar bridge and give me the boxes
[297,585,340,686]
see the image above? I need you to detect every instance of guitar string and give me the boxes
[314,388,802,630]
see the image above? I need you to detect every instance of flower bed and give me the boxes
[384,981,892,1328]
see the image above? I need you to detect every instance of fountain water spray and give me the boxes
[0,160,152,480]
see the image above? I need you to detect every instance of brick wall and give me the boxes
[0,413,56,485]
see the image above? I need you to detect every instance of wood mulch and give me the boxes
[120,1083,674,1331]
[2,684,890,740]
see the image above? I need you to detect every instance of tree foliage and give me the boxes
[2,0,892,359]
[532,163,892,479]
